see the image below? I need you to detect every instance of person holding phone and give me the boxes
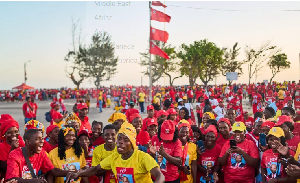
[197,125,221,183]
[218,122,259,183]
[177,122,197,183]
[261,127,296,183]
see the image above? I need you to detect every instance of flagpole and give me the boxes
[149,1,152,104]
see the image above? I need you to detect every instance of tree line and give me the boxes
[64,20,291,89]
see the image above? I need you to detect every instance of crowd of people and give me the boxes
[1,81,300,183]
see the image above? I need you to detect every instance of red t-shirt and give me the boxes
[219,139,259,183]
[216,134,233,147]
[0,138,25,161]
[136,130,150,146]
[252,93,262,114]
[50,109,63,125]
[286,135,300,152]
[6,148,54,180]
[22,102,34,118]
[197,144,222,182]
[125,108,139,121]
[32,103,38,118]
[79,116,92,132]
[151,135,182,181]
[246,132,259,144]
[261,149,292,182]
[91,136,105,148]
[42,141,57,153]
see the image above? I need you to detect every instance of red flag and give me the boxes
[150,27,169,43]
[152,1,167,8]
[151,8,171,23]
[150,42,169,59]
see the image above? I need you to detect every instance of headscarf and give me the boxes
[65,112,81,126]
[204,112,215,120]
[0,114,13,124]
[217,118,231,129]
[108,112,127,123]
[1,119,19,138]
[129,113,142,123]
[117,122,137,150]
[62,126,75,136]
[204,125,218,137]
[46,125,59,137]
[24,120,45,133]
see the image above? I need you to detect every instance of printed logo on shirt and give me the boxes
[230,153,246,169]
[116,167,135,183]
[22,165,37,179]
[155,152,167,171]
[266,162,282,180]
[62,162,80,183]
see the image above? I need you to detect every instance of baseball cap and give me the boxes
[273,92,279,97]
[147,105,154,111]
[77,103,88,110]
[183,96,187,100]
[268,127,285,138]
[262,121,275,129]
[275,115,293,127]
[146,118,158,127]
[232,122,246,132]
[178,99,183,102]
[167,108,177,115]
[157,110,169,117]
[50,102,59,108]
[160,120,175,140]
[77,129,90,137]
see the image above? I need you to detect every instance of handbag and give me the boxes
[22,147,44,179]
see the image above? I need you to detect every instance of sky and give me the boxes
[1,1,300,90]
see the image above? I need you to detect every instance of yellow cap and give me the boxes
[232,122,246,132]
[183,96,187,100]
[268,127,285,138]
[204,112,215,120]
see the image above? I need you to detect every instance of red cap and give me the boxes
[158,110,169,117]
[77,129,90,137]
[160,120,175,140]
[147,105,154,111]
[218,118,231,128]
[146,118,158,127]
[167,108,177,115]
[129,113,142,123]
[77,103,88,110]
[46,125,59,136]
[0,114,13,124]
[275,115,293,126]
[273,92,279,97]
[204,125,218,137]
[285,96,292,101]
[217,98,223,103]
[170,104,174,108]
[262,121,275,128]
[51,102,59,108]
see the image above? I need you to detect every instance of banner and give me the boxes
[226,72,238,81]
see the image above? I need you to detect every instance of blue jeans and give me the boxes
[139,102,145,113]
[25,118,33,124]
[99,101,103,112]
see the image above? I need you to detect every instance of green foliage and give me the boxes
[221,42,243,85]
[139,41,181,86]
[267,53,290,82]
[178,39,224,86]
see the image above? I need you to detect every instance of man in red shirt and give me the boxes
[23,97,35,124]
[187,87,193,103]
[142,105,156,131]
[252,88,262,114]
[77,103,92,132]
[125,102,139,121]
[6,129,74,181]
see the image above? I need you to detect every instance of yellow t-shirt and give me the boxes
[278,90,285,100]
[181,142,197,183]
[139,92,145,102]
[98,92,103,101]
[49,147,86,183]
[294,144,300,183]
[92,144,117,183]
[100,150,159,182]
[274,110,281,121]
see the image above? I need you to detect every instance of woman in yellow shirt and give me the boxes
[48,126,88,183]
[66,122,165,183]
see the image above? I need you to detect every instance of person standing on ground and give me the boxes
[22,96,34,124]
[98,90,103,113]
[85,91,91,113]
[138,90,146,113]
